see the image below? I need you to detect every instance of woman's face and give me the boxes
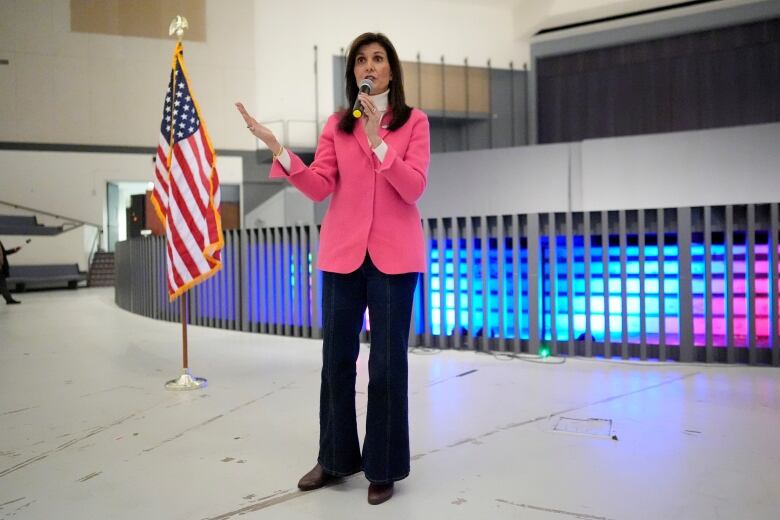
[353,42,392,96]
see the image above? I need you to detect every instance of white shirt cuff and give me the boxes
[372,140,388,163]
[277,147,292,172]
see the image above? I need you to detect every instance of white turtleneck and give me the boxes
[370,88,389,113]
[275,89,389,172]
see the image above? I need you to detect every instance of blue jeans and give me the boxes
[317,253,419,484]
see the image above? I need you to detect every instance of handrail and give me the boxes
[87,226,104,268]
[0,199,104,263]
[0,199,101,229]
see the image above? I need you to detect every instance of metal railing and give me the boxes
[115,203,780,366]
[0,199,101,232]
[0,198,104,267]
[87,227,104,268]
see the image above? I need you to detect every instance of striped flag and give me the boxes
[151,41,223,301]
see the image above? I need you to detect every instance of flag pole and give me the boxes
[164,14,207,391]
[166,292,206,390]
[165,291,208,390]
[182,292,189,369]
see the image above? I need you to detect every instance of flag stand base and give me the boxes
[165,369,207,391]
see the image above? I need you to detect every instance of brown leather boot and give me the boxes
[367,482,394,505]
[297,463,335,491]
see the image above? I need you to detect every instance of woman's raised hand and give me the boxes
[235,102,282,154]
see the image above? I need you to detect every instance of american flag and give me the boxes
[151,42,223,301]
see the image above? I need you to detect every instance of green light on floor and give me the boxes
[539,346,551,358]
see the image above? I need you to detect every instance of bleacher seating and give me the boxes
[6,264,87,291]
[0,214,63,235]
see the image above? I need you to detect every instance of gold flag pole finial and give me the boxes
[168,15,189,41]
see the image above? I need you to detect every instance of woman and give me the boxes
[236,32,429,505]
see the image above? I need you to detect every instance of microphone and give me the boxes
[352,78,374,118]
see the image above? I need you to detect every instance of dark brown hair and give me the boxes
[338,32,412,134]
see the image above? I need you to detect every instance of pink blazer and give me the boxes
[270,108,430,274]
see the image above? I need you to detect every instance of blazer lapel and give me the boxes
[354,112,393,160]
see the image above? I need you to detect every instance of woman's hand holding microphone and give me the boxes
[357,92,382,149]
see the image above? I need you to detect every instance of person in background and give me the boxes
[0,239,23,304]
[236,32,430,505]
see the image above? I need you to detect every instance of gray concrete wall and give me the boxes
[419,142,571,218]
[419,122,780,217]
[578,122,780,211]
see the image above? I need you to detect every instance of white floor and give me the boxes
[1,288,779,520]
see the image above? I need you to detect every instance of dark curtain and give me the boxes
[537,18,780,143]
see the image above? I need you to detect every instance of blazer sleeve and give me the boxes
[375,111,430,204]
[269,117,338,202]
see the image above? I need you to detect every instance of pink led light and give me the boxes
[712,318,727,336]
[733,318,748,337]
[693,317,706,336]
[665,317,679,334]
[756,318,769,338]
